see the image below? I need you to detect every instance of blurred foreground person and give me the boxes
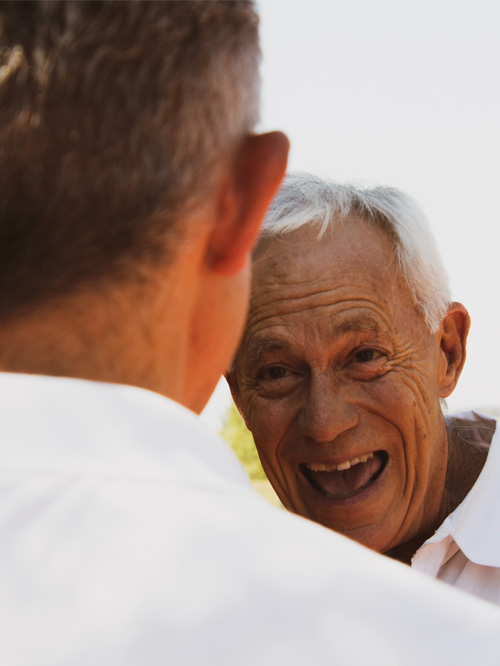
[0,5,499,665]
[229,172,500,604]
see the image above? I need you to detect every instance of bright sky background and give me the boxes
[202,0,500,431]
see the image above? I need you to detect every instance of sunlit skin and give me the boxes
[229,218,478,561]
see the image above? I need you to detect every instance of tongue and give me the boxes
[306,453,383,499]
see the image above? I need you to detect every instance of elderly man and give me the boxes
[1,4,500,664]
[229,172,500,605]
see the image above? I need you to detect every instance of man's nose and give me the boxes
[298,373,358,443]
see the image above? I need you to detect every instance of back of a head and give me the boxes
[260,172,451,332]
[0,1,260,318]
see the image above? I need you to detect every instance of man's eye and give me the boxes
[258,366,288,381]
[353,349,380,363]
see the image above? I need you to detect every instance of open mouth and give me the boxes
[301,451,388,500]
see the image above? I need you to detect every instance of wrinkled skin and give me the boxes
[229,218,473,559]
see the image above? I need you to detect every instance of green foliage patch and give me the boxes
[220,403,267,481]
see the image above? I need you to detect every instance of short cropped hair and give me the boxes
[258,173,450,332]
[0,1,260,317]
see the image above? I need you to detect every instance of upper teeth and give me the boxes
[306,453,374,472]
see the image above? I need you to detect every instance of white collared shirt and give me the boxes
[413,411,500,604]
[0,374,499,665]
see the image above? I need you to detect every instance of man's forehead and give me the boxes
[249,219,418,324]
[252,218,396,286]
[241,218,428,364]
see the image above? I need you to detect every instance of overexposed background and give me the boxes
[202,0,500,431]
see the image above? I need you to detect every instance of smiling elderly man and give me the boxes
[228,172,500,604]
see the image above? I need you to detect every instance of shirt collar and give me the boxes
[423,411,500,567]
[0,372,250,492]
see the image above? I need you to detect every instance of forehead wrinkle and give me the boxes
[327,300,396,334]
[248,289,334,323]
[329,317,380,337]
[255,270,337,292]
[248,291,396,334]
[250,279,343,307]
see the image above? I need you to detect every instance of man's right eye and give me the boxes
[258,366,288,381]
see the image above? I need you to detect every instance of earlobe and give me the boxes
[207,131,289,276]
[438,302,470,398]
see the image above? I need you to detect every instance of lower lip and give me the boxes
[300,452,388,506]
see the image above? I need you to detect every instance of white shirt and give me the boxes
[413,411,500,604]
[0,374,499,666]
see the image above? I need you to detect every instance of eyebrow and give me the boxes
[242,338,289,369]
[330,318,381,336]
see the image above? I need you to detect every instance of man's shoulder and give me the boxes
[438,409,500,569]
[447,409,498,443]
[3,458,500,666]
[2,440,500,666]
[1,374,499,665]
[0,372,250,488]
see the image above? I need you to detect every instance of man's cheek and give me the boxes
[250,409,282,458]
[241,388,262,426]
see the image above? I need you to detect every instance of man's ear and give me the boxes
[438,302,471,398]
[207,131,289,276]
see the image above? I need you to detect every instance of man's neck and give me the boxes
[0,279,190,403]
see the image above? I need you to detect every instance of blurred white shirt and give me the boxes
[0,374,499,666]
[413,411,500,604]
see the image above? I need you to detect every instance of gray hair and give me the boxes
[258,173,451,333]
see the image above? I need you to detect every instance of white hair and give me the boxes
[258,172,451,333]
